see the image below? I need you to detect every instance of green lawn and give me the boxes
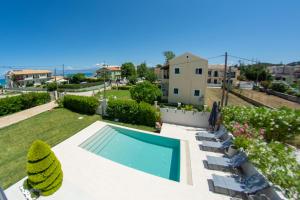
[96,89,131,100]
[0,108,155,189]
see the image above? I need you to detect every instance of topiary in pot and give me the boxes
[25,140,63,196]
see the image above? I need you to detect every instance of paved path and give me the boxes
[0,101,57,129]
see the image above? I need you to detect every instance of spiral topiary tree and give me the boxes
[25,140,63,196]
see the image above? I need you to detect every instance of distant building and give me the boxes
[159,52,208,106]
[5,69,52,88]
[267,65,300,84]
[96,66,121,81]
[207,64,240,87]
[154,66,161,79]
[46,76,68,84]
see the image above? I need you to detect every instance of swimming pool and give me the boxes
[79,125,180,182]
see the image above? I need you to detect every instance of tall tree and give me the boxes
[163,51,176,64]
[145,68,157,83]
[121,62,136,78]
[137,62,148,78]
[240,63,272,82]
[69,73,85,84]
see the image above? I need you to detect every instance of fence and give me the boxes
[160,108,210,128]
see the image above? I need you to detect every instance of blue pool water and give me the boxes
[80,125,180,181]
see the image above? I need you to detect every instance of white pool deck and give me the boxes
[5,121,232,200]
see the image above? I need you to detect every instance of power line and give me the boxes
[207,55,224,60]
[228,55,259,64]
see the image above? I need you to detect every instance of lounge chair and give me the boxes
[196,127,228,141]
[196,125,225,134]
[206,151,248,171]
[199,136,232,152]
[212,173,269,198]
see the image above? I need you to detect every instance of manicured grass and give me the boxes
[0,108,155,189]
[96,89,131,100]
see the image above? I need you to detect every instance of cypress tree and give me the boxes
[26,140,63,196]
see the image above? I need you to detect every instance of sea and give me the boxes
[0,78,5,86]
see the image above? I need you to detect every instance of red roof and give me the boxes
[105,66,121,71]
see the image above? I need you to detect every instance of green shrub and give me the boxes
[58,81,103,90]
[235,138,300,199]
[182,104,193,111]
[286,88,297,96]
[46,83,58,91]
[111,85,132,90]
[129,81,162,104]
[26,140,63,196]
[136,102,158,126]
[222,106,300,142]
[62,95,99,114]
[106,99,158,126]
[85,77,105,83]
[271,82,289,93]
[68,73,86,84]
[260,80,271,89]
[128,75,137,85]
[225,107,300,198]
[0,92,50,116]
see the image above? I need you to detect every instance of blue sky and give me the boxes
[0,0,299,71]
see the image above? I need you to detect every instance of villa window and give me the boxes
[208,71,212,77]
[173,88,179,94]
[174,68,180,74]
[194,90,200,96]
[214,79,217,84]
[195,68,202,75]
[214,71,218,77]
[208,79,211,83]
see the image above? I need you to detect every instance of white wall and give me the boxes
[160,108,210,128]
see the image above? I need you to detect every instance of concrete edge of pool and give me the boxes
[5,121,232,200]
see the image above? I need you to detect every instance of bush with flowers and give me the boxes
[222,107,300,199]
[222,106,300,142]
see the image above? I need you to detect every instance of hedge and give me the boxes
[0,92,50,116]
[106,99,159,126]
[26,140,63,196]
[111,85,132,90]
[62,95,99,114]
[58,81,103,89]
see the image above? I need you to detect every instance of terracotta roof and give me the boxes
[105,66,121,71]
[97,66,121,72]
[9,69,52,75]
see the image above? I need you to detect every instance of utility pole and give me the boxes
[225,65,232,106]
[221,52,228,107]
[102,62,107,99]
